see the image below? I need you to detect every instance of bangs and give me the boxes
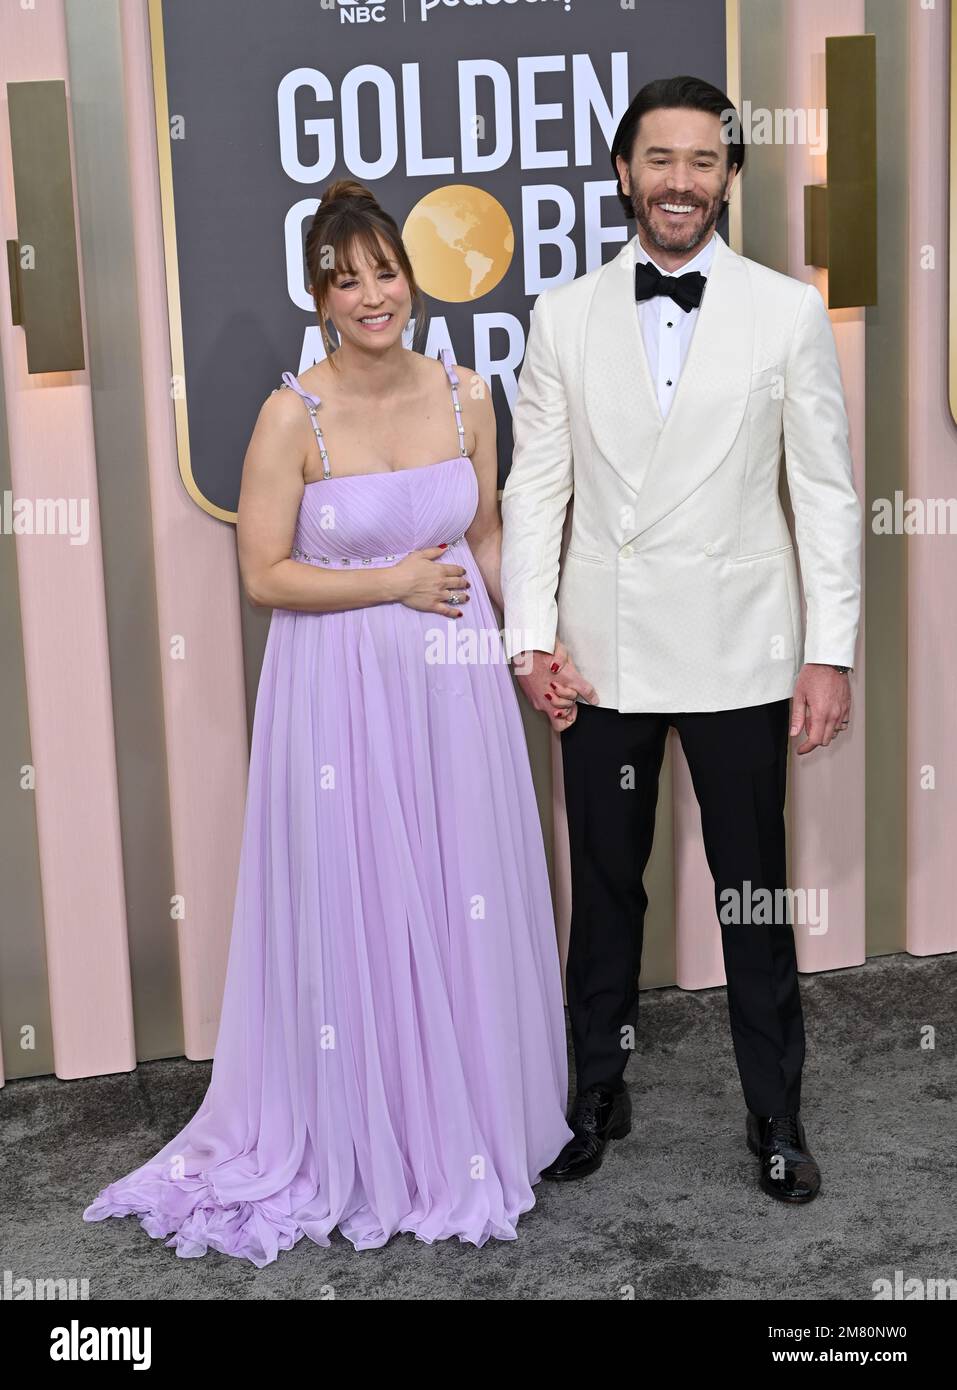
[330,223,398,280]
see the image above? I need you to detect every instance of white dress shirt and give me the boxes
[635,231,717,420]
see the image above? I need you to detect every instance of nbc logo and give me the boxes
[336,0,388,22]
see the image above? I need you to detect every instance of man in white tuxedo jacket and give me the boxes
[501,76,862,1204]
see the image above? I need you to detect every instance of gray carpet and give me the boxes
[2,953,954,1300]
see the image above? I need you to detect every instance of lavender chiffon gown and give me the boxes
[82,349,573,1266]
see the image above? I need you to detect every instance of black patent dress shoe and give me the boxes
[541,1084,632,1181]
[746,1110,822,1203]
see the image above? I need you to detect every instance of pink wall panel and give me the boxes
[906,0,957,956]
[119,0,251,1055]
[0,1,134,1078]
[783,0,868,973]
[674,742,726,989]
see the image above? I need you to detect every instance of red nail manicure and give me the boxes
[438,543,447,549]
[544,692,553,701]
[550,662,560,673]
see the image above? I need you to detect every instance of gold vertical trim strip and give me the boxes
[147,0,232,522]
[725,0,743,252]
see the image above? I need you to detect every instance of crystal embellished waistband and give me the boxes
[291,534,466,568]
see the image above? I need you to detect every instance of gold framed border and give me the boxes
[148,0,233,523]
[725,0,743,253]
[148,0,745,524]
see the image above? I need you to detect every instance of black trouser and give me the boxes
[560,697,804,1117]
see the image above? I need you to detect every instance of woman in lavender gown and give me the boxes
[82,180,573,1266]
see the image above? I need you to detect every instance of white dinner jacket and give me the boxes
[500,229,862,713]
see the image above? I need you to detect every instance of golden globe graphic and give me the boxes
[402,185,514,303]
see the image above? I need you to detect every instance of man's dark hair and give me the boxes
[610,75,745,220]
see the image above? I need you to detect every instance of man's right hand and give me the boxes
[513,639,599,729]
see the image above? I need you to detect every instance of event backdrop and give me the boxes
[150,0,729,518]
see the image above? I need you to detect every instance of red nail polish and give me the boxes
[550,662,560,673]
[438,543,447,549]
[544,692,553,701]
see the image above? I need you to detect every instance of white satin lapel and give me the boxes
[582,230,754,544]
[583,233,663,498]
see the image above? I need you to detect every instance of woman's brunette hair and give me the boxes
[304,179,427,365]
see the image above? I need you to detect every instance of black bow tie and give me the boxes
[634,259,707,313]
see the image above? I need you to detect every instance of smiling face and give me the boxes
[616,106,738,271]
[320,233,412,354]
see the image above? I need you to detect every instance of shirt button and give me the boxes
[621,544,635,558]
[704,543,715,555]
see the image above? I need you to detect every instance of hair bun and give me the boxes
[319,179,380,211]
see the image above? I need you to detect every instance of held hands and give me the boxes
[790,664,851,754]
[514,639,599,730]
[390,546,470,618]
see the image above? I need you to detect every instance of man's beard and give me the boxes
[631,184,728,256]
